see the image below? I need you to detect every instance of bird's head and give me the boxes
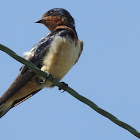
[35,8,75,31]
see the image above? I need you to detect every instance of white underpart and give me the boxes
[42,35,82,87]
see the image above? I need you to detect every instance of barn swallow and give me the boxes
[0,8,83,118]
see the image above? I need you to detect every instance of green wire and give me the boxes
[0,44,140,139]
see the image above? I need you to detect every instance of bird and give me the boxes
[0,8,83,118]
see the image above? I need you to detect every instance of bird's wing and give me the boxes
[75,40,83,64]
[0,32,54,107]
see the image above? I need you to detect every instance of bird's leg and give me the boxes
[35,71,53,85]
[59,82,68,92]
[35,76,46,85]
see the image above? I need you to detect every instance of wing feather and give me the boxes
[0,33,54,106]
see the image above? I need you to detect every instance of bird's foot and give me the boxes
[35,77,46,85]
[59,82,68,92]
[35,71,53,85]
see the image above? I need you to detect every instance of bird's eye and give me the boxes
[48,11,54,15]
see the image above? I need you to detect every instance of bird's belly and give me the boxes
[43,53,73,79]
[41,40,76,86]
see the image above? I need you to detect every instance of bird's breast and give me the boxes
[41,36,81,85]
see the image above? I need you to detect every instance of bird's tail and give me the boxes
[0,89,42,118]
[0,101,13,118]
[0,70,42,118]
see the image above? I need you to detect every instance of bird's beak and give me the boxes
[34,18,44,23]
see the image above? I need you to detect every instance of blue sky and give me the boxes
[0,0,140,139]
